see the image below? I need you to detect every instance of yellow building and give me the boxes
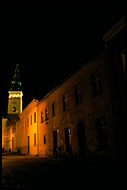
[16,99,38,155]
[2,18,125,159]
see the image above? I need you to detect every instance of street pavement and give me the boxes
[2,153,124,189]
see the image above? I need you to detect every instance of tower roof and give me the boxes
[10,64,22,91]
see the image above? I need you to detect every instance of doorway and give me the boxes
[53,131,57,154]
[65,128,71,152]
[95,117,108,150]
[77,122,86,155]
[28,136,30,154]
[12,137,14,152]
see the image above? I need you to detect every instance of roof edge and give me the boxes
[103,16,125,42]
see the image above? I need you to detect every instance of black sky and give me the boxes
[2,2,124,116]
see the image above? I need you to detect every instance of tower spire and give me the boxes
[10,64,22,91]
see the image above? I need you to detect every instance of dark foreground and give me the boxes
[2,153,124,189]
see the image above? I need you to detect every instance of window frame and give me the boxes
[91,70,102,96]
[44,135,47,144]
[34,112,36,123]
[74,84,82,105]
[63,93,69,112]
[52,102,56,117]
[41,111,44,123]
[34,133,36,146]
[30,115,32,125]
[45,107,49,121]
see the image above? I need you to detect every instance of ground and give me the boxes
[2,153,124,189]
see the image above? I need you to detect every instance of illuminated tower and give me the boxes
[8,64,23,119]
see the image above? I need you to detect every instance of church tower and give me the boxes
[8,64,23,120]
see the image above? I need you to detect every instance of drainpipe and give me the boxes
[37,105,39,155]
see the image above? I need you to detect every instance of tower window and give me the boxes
[12,107,16,112]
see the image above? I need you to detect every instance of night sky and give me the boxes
[2,2,124,116]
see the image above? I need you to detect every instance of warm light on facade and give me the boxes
[8,91,23,114]
[9,94,21,98]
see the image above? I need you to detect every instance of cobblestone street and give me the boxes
[2,154,124,189]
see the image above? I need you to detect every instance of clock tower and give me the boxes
[7,64,23,120]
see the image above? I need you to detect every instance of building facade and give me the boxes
[15,99,38,155]
[2,17,125,158]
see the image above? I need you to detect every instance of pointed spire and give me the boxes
[10,64,22,91]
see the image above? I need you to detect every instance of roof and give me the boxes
[103,16,125,42]
[37,50,106,106]
[19,99,39,118]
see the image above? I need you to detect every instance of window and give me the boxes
[25,120,26,128]
[31,115,32,125]
[41,111,44,123]
[120,50,125,75]
[34,112,36,123]
[52,103,56,117]
[44,135,47,144]
[63,93,69,111]
[91,70,102,96]
[34,133,36,146]
[27,118,29,127]
[74,84,82,105]
[45,107,49,121]
[95,116,108,150]
[12,106,16,112]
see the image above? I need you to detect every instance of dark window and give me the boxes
[12,106,16,112]
[44,135,47,144]
[34,112,36,123]
[27,118,29,127]
[74,84,82,105]
[31,115,32,125]
[63,93,69,111]
[91,70,102,96]
[45,107,49,121]
[95,116,108,150]
[41,111,44,123]
[34,133,36,146]
[25,120,26,128]
[52,103,56,117]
